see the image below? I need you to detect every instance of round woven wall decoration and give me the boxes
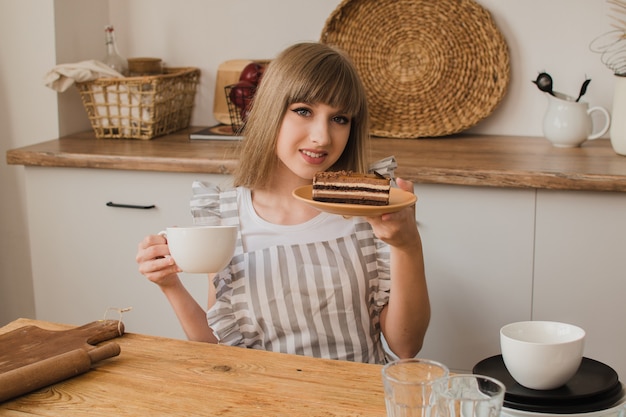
[320,0,510,138]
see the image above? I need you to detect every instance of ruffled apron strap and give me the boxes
[368,156,397,186]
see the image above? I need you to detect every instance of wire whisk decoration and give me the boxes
[590,0,626,76]
[607,0,626,31]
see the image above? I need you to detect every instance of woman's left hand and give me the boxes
[364,177,420,250]
[368,177,429,358]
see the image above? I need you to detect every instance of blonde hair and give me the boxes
[233,42,370,189]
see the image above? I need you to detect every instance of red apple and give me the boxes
[240,105,252,122]
[239,62,264,85]
[228,81,256,109]
[256,64,266,85]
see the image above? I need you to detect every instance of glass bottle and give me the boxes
[103,25,128,76]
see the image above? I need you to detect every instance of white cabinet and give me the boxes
[414,184,626,379]
[533,190,626,380]
[24,167,232,339]
[23,168,626,378]
[414,184,536,372]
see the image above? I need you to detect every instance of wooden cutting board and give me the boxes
[0,320,123,402]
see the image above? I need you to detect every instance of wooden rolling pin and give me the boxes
[0,320,123,402]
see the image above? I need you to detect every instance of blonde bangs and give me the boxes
[288,58,365,118]
[255,42,367,119]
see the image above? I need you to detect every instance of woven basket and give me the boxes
[75,67,200,139]
[320,0,510,138]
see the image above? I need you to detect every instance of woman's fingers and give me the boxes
[136,234,181,284]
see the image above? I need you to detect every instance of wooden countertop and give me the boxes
[7,127,626,192]
[0,318,385,416]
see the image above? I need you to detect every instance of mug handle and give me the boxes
[587,106,611,140]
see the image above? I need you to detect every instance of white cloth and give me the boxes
[44,60,150,133]
[44,60,124,92]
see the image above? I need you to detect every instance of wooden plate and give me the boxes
[292,185,416,216]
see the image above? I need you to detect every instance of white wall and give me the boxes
[108,0,342,130]
[0,1,58,324]
[0,0,619,326]
[106,0,617,137]
[475,0,616,136]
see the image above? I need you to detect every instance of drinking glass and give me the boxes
[381,358,449,417]
[433,374,505,417]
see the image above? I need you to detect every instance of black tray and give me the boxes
[473,355,623,413]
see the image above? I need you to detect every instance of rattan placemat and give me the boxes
[320,0,510,138]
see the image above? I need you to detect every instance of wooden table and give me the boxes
[0,319,386,416]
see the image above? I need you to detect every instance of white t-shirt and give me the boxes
[237,187,356,252]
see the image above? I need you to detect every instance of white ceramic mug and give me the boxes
[158,226,237,274]
[542,92,611,148]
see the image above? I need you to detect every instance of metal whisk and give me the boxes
[590,0,626,75]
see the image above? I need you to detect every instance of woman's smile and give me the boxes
[300,148,328,164]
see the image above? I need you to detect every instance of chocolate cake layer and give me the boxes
[312,171,390,206]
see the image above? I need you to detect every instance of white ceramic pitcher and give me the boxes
[542,92,611,148]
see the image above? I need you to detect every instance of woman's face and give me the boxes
[275,101,351,182]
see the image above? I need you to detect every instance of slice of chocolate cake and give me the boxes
[312,171,391,206]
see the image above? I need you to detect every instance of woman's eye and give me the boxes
[290,105,350,125]
[292,107,311,117]
[333,115,350,125]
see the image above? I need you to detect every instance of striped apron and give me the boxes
[194,186,390,364]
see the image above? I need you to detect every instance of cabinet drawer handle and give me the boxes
[106,201,156,210]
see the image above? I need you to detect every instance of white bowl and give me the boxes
[500,321,585,390]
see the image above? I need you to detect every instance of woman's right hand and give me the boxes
[136,234,182,287]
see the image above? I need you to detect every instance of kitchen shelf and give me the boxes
[7,128,626,192]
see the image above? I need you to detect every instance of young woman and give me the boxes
[136,42,430,364]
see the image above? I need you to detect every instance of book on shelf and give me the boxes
[189,124,243,140]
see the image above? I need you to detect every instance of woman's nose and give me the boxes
[310,121,332,146]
